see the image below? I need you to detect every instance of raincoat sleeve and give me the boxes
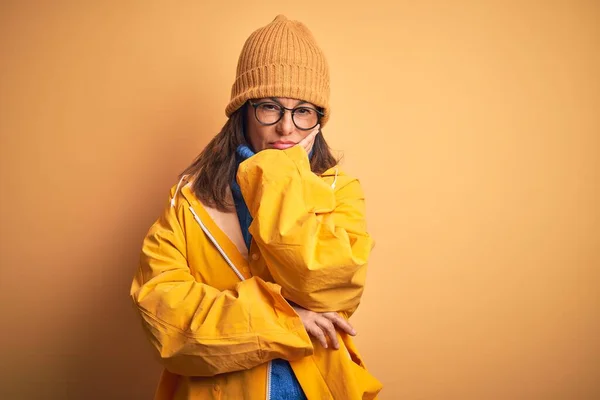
[130,193,313,377]
[237,145,374,314]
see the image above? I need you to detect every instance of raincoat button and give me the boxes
[251,253,260,261]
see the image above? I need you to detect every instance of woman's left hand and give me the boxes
[290,302,356,350]
[297,125,320,155]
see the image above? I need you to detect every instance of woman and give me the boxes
[131,15,382,400]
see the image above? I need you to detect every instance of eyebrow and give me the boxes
[268,97,311,107]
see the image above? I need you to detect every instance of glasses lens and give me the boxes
[256,103,282,124]
[255,103,319,129]
[293,107,318,130]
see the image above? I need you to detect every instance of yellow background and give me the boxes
[1,1,598,399]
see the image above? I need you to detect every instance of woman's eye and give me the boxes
[262,104,280,111]
[295,108,314,115]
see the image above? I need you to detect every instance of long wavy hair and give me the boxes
[180,103,338,211]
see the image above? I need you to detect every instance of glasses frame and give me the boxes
[249,100,324,131]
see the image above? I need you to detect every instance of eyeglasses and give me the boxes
[249,101,324,130]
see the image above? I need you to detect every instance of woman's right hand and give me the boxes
[291,303,356,350]
[297,124,320,155]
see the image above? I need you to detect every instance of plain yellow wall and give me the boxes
[1,1,598,399]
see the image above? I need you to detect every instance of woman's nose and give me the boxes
[276,110,295,135]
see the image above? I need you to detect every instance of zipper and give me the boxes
[266,360,272,400]
[189,205,272,399]
[189,206,245,281]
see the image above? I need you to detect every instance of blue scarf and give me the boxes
[231,144,255,250]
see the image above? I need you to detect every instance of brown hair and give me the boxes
[180,104,338,212]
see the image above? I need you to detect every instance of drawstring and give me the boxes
[170,175,187,207]
[331,168,338,189]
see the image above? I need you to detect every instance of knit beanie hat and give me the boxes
[225,15,331,126]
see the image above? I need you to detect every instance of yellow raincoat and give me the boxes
[131,146,382,399]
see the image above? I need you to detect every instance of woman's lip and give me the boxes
[271,141,296,150]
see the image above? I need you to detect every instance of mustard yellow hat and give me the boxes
[226,15,331,126]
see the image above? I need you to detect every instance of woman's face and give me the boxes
[245,97,320,152]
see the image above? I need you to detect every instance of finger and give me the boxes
[298,125,320,152]
[310,124,320,139]
[304,129,319,153]
[308,125,320,144]
[315,317,339,350]
[324,312,356,336]
[307,324,328,349]
[303,138,315,154]
[297,131,311,149]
